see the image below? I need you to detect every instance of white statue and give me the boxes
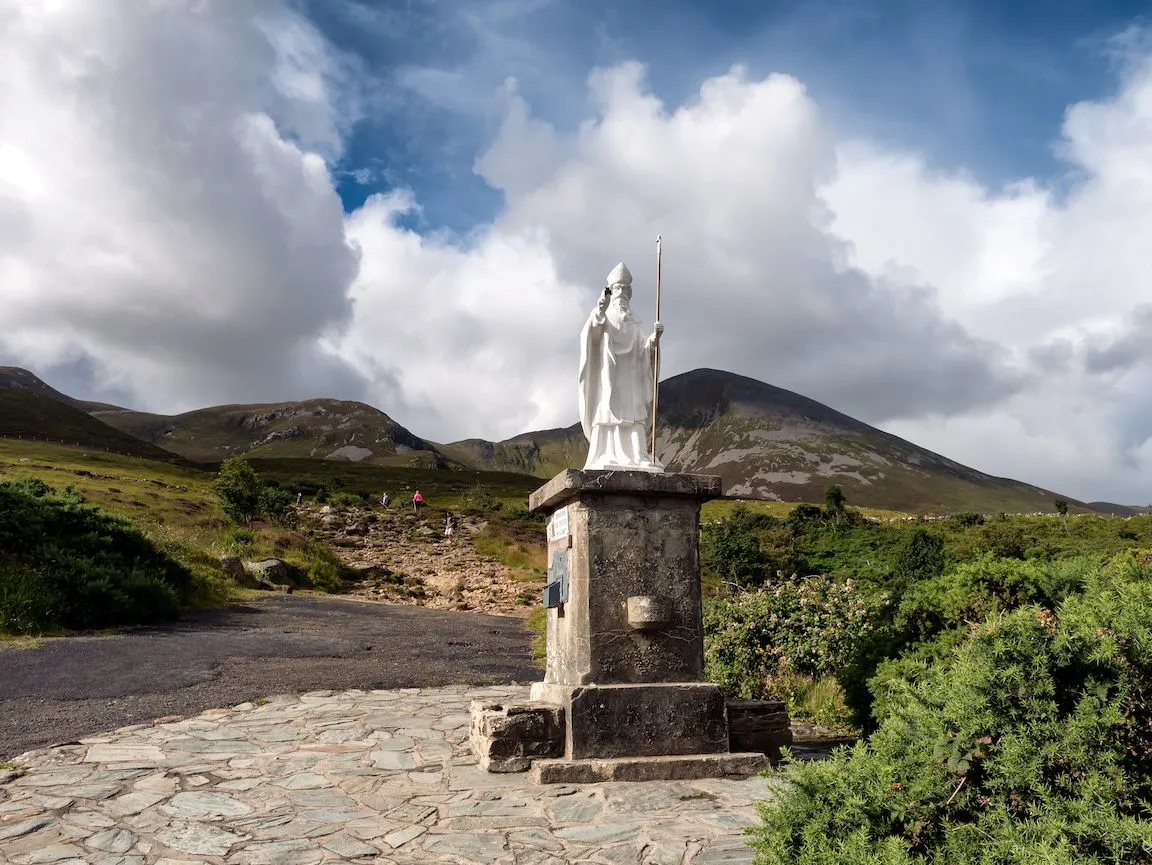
[579,262,665,472]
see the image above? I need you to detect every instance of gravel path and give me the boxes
[0,595,536,760]
[0,684,779,864]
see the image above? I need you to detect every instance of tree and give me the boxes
[1054,499,1069,516]
[823,485,846,516]
[214,457,264,524]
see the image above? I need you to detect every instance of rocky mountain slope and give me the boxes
[447,369,1090,514]
[91,399,448,467]
[1,365,1093,513]
[302,504,541,615]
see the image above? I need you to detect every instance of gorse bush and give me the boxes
[751,552,1152,865]
[0,478,191,634]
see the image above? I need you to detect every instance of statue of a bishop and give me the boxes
[579,262,665,472]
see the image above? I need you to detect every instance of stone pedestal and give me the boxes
[517,469,769,783]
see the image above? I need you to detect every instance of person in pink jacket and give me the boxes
[412,490,424,513]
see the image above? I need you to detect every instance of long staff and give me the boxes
[650,236,662,462]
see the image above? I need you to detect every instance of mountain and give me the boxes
[446,369,1091,514]
[91,400,448,467]
[0,387,187,463]
[0,366,123,413]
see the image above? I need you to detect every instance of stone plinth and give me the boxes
[530,469,722,688]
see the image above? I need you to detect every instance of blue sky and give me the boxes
[304,0,1150,231]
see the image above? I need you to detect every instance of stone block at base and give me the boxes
[727,699,793,763]
[531,752,769,784]
[532,682,729,760]
[469,700,564,773]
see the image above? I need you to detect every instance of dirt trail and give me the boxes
[303,505,543,616]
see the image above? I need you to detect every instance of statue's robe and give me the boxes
[578,303,661,471]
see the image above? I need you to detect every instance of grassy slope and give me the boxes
[0,390,188,464]
[92,399,447,466]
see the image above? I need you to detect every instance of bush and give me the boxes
[703,573,878,726]
[459,485,504,513]
[750,553,1152,865]
[329,491,364,508]
[0,479,190,634]
[702,505,770,589]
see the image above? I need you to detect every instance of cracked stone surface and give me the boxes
[0,685,784,864]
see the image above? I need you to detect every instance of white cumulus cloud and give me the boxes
[5,1,1152,503]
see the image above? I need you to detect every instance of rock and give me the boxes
[219,555,257,589]
[469,701,564,773]
[242,559,294,593]
[245,558,289,581]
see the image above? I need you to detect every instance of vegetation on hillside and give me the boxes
[0,477,223,634]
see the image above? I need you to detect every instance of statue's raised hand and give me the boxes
[653,321,664,338]
[597,294,610,314]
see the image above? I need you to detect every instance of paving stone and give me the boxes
[84,827,137,853]
[553,824,639,845]
[380,824,427,849]
[102,790,169,817]
[0,815,55,841]
[1,685,771,865]
[227,838,325,864]
[422,832,509,863]
[160,791,254,819]
[83,745,165,765]
[371,750,416,771]
[546,794,603,823]
[154,821,248,856]
[272,772,332,790]
[10,842,85,863]
[321,832,380,857]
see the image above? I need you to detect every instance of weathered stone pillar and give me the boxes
[521,468,768,783]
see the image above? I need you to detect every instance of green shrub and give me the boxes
[329,491,363,508]
[459,485,504,513]
[0,479,190,634]
[702,505,771,589]
[703,573,879,726]
[214,457,264,523]
[750,552,1152,865]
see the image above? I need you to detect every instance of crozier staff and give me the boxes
[578,261,664,471]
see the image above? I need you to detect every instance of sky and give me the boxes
[3,0,1152,504]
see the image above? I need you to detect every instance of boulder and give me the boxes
[243,558,294,593]
[219,555,257,589]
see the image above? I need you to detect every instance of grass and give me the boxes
[525,607,547,667]
[703,498,913,522]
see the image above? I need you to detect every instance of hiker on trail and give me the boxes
[412,490,424,513]
[381,492,390,508]
[444,511,456,543]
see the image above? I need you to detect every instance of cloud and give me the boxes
[823,46,1152,502]
[7,1,1152,503]
[0,0,365,410]
[340,61,1025,440]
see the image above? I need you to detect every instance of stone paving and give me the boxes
[0,685,786,864]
